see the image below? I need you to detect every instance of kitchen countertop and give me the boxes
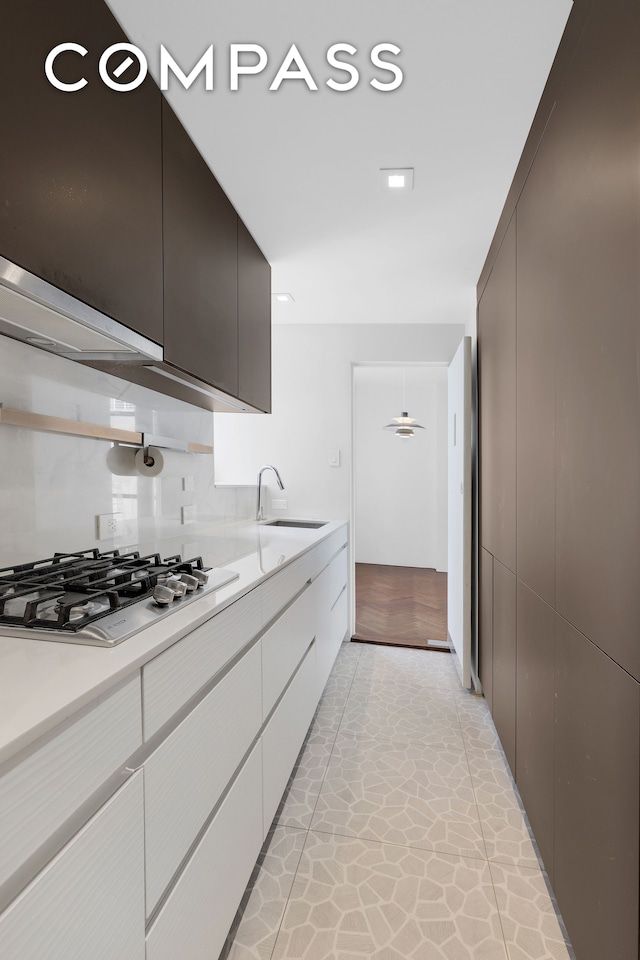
[0,518,347,768]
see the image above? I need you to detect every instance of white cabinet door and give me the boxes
[314,548,348,696]
[0,773,145,960]
[262,586,315,719]
[144,642,262,914]
[0,675,141,889]
[262,645,318,836]
[146,742,263,960]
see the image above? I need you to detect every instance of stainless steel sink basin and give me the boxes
[262,519,328,529]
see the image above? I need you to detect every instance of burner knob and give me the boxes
[153,584,175,605]
[167,577,188,598]
[191,569,208,586]
[180,574,199,592]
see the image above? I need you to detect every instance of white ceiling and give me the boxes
[107,0,571,326]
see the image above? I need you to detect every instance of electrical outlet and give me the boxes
[182,476,194,493]
[272,499,287,510]
[97,513,123,540]
[181,504,197,524]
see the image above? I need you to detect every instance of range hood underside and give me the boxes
[0,256,260,414]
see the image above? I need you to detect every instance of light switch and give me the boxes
[329,449,341,467]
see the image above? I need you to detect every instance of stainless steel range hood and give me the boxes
[0,256,253,413]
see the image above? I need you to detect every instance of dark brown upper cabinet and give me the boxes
[162,101,239,398]
[237,219,271,413]
[0,0,163,344]
[478,215,516,573]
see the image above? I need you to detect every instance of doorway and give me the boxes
[351,363,449,652]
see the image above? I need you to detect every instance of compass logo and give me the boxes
[44,42,404,93]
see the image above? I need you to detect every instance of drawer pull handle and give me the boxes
[331,584,347,611]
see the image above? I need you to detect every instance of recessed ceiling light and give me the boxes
[380,167,414,192]
[273,293,295,303]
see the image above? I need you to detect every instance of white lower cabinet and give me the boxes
[0,773,145,960]
[0,674,141,890]
[143,641,262,914]
[261,586,316,719]
[145,741,263,960]
[314,547,348,696]
[262,644,318,836]
[0,523,349,960]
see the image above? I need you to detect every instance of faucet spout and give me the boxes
[256,464,285,521]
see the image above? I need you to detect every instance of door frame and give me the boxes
[348,360,450,643]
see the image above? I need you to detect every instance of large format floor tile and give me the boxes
[311,735,487,859]
[221,642,573,960]
[489,862,573,960]
[223,826,307,960]
[271,832,507,960]
[277,739,334,830]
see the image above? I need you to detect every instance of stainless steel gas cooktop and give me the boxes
[0,549,239,647]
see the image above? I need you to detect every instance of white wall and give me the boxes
[0,337,254,565]
[214,324,465,522]
[354,365,448,570]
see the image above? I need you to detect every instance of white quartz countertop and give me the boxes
[0,518,347,767]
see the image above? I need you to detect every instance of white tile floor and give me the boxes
[221,642,575,960]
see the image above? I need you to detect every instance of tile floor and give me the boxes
[221,642,575,960]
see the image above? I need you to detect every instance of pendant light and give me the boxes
[383,368,425,439]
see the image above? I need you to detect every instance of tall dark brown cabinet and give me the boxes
[477,1,640,958]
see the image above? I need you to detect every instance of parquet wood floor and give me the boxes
[353,563,449,652]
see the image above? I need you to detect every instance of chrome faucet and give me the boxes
[256,464,285,521]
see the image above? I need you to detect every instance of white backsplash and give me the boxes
[0,336,255,565]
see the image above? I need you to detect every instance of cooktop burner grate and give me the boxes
[0,549,211,633]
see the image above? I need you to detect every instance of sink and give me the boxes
[263,519,328,529]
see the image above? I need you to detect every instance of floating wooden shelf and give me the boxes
[0,404,213,454]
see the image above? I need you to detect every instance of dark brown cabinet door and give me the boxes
[515,583,555,879]
[477,215,516,573]
[551,0,640,680]
[0,0,162,343]
[491,559,516,774]
[162,101,238,397]
[555,615,639,960]
[478,548,493,711]
[237,219,271,413]
[516,163,557,607]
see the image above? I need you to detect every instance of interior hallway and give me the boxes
[222,642,573,960]
[353,564,448,649]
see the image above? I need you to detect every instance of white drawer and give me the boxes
[309,527,348,582]
[142,586,261,738]
[260,552,317,627]
[146,741,263,960]
[262,644,318,835]
[262,586,315,719]
[144,642,262,915]
[260,525,348,627]
[0,675,141,890]
[0,773,145,960]
[319,547,348,608]
[317,587,348,695]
